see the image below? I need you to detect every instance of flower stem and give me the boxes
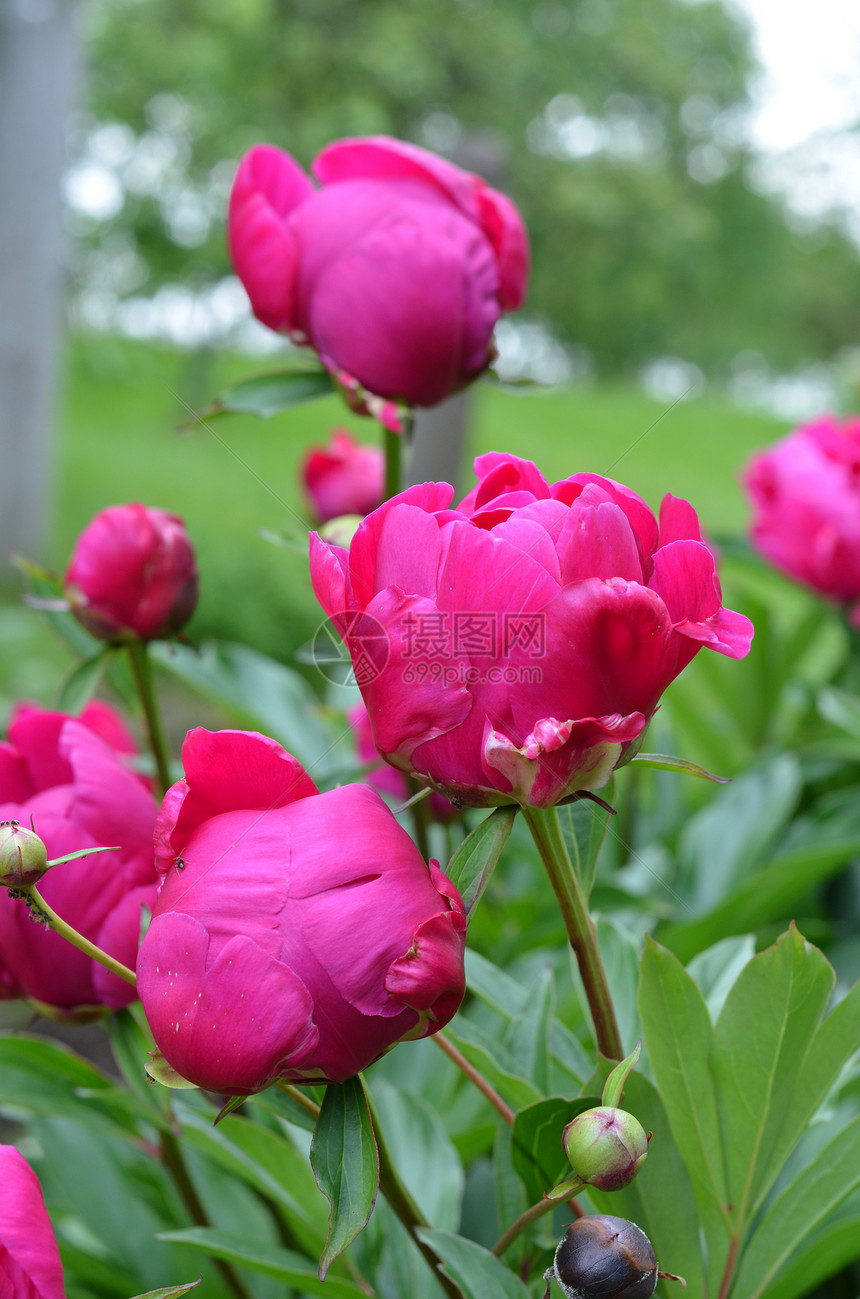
[160,1124,255,1299]
[19,883,137,987]
[433,1030,515,1126]
[522,806,623,1060]
[127,637,172,797]
[384,425,403,502]
[492,1180,585,1257]
[366,1092,462,1299]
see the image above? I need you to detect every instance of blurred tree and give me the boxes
[72,0,860,376]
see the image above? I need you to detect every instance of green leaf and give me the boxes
[155,1229,367,1298]
[638,937,731,1292]
[557,794,612,897]
[151,640,347,778]
[750,1205,860,1299]
[593,916,642,1052]
[0,1034,141,1137]
[601,1040,641,1109]
[730,1115,860,1299]
[818,684,860,739]
[175,1102,328,1256]
[465,949,528,1019]
[685,935,756,1022]
[416,1228,532,1299]
[105,1008,172,1124]
[369,1079,464,1230]
[504,966,554,1094]
[189,367,335,422]
[58,646,115,713]
[310,1076,379,1278]
[511,1096,596,1204]
[631,752,730,782]
[129,1283,200,1298]
[710,926,834,1220]
[445,806,516,916]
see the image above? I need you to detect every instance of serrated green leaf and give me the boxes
[416,1228,531,1298]
[730,1115,860,1299]
[511,1096,595,1204]
[638,937,731,1292]
[711,926,834,1221]
[445,806,515,916]
[557,795,613,896]
[190,367,335,422]
[155,1229,367,1297]
[311,1076,379,1278]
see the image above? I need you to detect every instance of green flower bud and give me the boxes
[318,513,363,549]
[562,1106,648,1191]
[0,821,48,887]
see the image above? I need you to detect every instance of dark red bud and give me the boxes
[546,1215,657,1299]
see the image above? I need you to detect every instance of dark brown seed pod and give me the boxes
[544,1214,658,1299]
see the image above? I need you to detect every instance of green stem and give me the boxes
[491,1180,585,1257]
[21,883,137,987]
[160,1125,255,1299]
[367,1092,462,1299]
[384,424,403,502]
[522,806,623,1060]
[408,777,432,862]
[127,638,172,797]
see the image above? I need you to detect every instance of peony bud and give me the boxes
[546,1216,657,1299]
[65,503,199,642]
[0,821,48,887]
[562,1106,649,1191]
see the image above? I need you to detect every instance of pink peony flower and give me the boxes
[348,701,459,822]
[228,135,529,408]
[303,428,385,522]
[744,414,860,621]
[65,503,199,641]
[0,701,158,1014]
[310,452,754,809]
[0,1145,66,1297]
[137,728,466,1093]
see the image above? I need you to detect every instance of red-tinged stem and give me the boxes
[433,1030,515,1126]
[522,806,623,1061]
[717,1235,740,1299]
[492,1180,586,1257]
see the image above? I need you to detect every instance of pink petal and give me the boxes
[158,729,318,860]
[138,913,319,1094]
[658,493,704,545]
[313,135,482,221]
[459,452,551,515]
[346,482,454,609]
[648,540,722,624]
[385,909,467,1027]
[475,183,530,310]
[559,489,644,584]
[0,1147,66,1299]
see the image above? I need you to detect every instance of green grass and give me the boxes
[1,333,786,717]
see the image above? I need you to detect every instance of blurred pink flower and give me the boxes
[228,135,529,407]
[65,503,198,641]
[303,428,384,522]
[0,701,158,1015]
[744,414,860,621]
[310,452,754,809]
[137,728,466,1093]
[0,1145,65,1297]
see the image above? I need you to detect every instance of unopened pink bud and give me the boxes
[562,1106,649,1192]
